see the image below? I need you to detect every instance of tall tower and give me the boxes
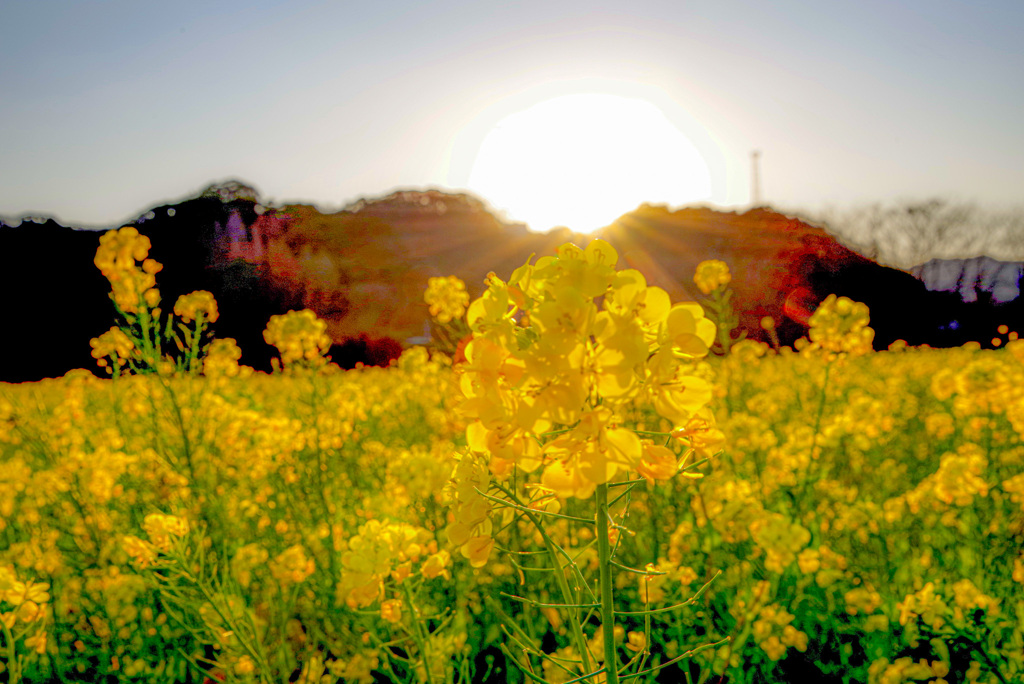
[751,150,762,206]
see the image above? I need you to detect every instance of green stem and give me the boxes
[495,486,595,677]
[970,639,1009,684]
[475,488,594,524]
[401,581,435,684]
[1,614,22,684]
[173,557,273,683]
[596,483,620,684]
[309,376,340,584]
[797,361,831,503]
[187,317,205,374]
[137,304,160,370]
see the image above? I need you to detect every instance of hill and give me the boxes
[2,185,1021,381]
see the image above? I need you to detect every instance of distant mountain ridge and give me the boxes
[2,182,1022,381]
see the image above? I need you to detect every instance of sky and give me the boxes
[2,0,1023,232]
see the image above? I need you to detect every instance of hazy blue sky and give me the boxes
[2,0,1022,228]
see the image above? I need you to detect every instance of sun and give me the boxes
[466,93,713,233]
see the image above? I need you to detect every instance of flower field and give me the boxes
[1,229,1023,683]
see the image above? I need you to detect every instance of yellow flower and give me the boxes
[951,578,998,615]
[455,238,720,516]
[444,455,496,567]
[797,548,821,575]
[806,294,874,357]
[461,535,495,569]
[122,535,157,568]
[270,545,315,585]
[231,543,269,589]
[90,327,136,370]
[626,631,647,653]
[694,259,732,295]
[781,625,808,652]
[204,338,248,377]
[94,226,162,313]
[143,513,189,552]
[845,587,882,616]
[15,599,42,623]
[636,441,679,483]
[234,656,256,675]
[25,630,47,655]
[264,309,332,368]
[542,407,643,496]
[750,514,811,574]
[424,275,470,323]
[174,290,219,324]
[864,614,889,632]
[897,582,948,630]
[760,635,786,661]
[421,550,451,580]
[0,566,18,593]
[380,598,403,624]
[4,579,50,606]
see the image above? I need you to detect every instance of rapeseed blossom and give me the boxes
[142,513,189,552]
[806,294,874,357]
[172,290,219,324]
[693,259,731,295]
[203,338,249,377]
[94,226,162,314]
[264,309,332,369]
[458,240,716,496]
[451,239,719,566]
[424,275,469,323]
[90,326,136,372]
[270,544,315,585]
[897,582,948,630]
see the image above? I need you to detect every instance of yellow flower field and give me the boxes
[0,230,1022,684]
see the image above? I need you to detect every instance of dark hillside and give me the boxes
[3,187,1021,381]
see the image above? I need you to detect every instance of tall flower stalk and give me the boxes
[693,259,744,356]
[91,226,219,376]
[447,239,727,682]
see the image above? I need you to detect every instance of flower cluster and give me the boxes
[693,259,743,354]
[443,455,495,567]
[94,226,163,314]
[900,443,990,512]
[868,656,950,684]
[0,565,51,654]
[89,326,136,372]
[121,513,189,569]
[230,543,269,589]
[92,226,227,375]
[950,578,999,620]
[263,309,333,369]
[202,338,250,378]
[897,582,949,631]
[693,259,732,295]
[142,513,189,552]
[845,586,884,617]
[752,603,808,661]
[452,239,717,563]
[269,544,316,586]
[172,290,219,324]
[338,519,439,608]
[462,240,715,488]
[750,513,811,574]
[805,294,874,357]
[424,275,470,324]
